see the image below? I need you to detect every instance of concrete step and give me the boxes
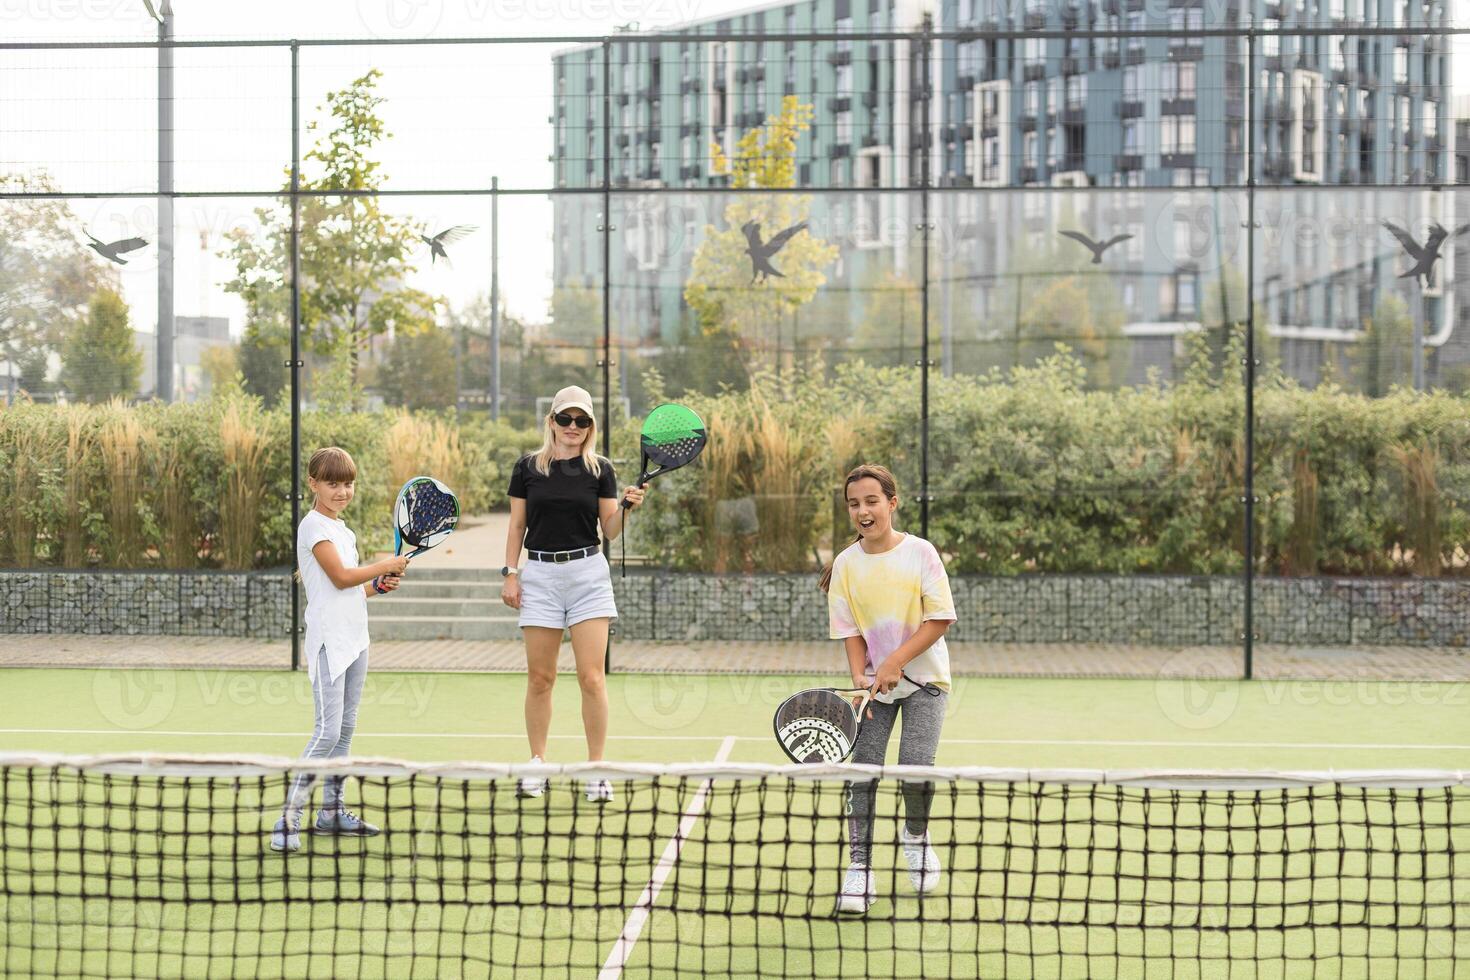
[389,581,499,600]
[369,597,504,619]
[396,566,502,582]
[369,616,522,641]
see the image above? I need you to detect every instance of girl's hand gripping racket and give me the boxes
[393,476,460,560]
[622,404,708,509]
[773,686,874,764]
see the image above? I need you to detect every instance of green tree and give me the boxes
[0,171,118,400]
[1352,293,1414,397]
[61,288,142,403]
[683,97,839,379]
[377,320,456,410]
[221,69,438,408]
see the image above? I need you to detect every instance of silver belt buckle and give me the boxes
[554,551,571,564]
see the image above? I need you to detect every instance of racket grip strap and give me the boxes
[371,576,388,595]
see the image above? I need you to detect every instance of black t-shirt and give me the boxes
[508,454,618,552]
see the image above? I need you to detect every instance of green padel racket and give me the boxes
[622,404,708,509]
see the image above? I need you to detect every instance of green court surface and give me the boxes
[0,668,1466,978]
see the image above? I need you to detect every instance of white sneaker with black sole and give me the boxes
[583,779,614,804]
[900,827,942,894]
[837,863,876,915]
[516,756,548,799]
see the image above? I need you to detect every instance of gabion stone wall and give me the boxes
[0,570,292,638]
[611,572,1470,647]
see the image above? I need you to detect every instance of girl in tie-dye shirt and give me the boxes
[819,464,956,915]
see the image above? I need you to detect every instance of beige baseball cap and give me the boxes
[550,385,596,422]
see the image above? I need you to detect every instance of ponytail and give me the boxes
[817,463,901,594]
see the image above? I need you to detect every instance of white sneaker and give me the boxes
[584,779,614,804]
[516,756,548,799]
[837,863,876,915]
[901,827,942,895]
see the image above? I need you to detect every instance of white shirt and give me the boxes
[297,509,370,683]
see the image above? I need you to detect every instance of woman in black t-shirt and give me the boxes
[500,385,645,805]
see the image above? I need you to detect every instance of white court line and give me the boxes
[599,734,738,980]
[0,730,1466,751]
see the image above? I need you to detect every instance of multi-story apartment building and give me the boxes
[551,0,1456,388]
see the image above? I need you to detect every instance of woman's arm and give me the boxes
[598,485,647,541]
[311,540,407,592]
[502,497,527,609]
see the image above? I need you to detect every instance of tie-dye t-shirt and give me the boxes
[827,533,957,702]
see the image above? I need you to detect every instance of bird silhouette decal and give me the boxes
[85,232,149,265]
[1381,221,1469,289]
[1059,229,1133,264]
[742,220,807,283]
[420,225,477,267]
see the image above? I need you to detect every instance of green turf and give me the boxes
[0,668,1466,978]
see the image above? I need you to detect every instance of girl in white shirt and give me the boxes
[271,447,408,853]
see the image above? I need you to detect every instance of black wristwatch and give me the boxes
[501,566,519,577]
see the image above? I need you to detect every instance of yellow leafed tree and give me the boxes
[683,97,838,369]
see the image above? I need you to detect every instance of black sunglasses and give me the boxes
[553,411,593,429]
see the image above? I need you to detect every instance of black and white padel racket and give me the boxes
[774,674,944,764]
[773,687,873,764]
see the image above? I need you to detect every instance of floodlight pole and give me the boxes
[918,15,933,540]
[1242,22,1258,681]
[600,40,615,675]
[289,40,303,672]
[490,175,501,419]
[155,1,175,402]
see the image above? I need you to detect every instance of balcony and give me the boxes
[829,96,852,112]
[862,90,879,108]
[828,144,851,158]
[1061,56,1081,75]
[615,133,631,148]
[1118,99,1144,118]
[1019,114,1038,131]
[1061,153,1086,172]
[959,123,974,140]
[1062,106,1086,124]
[1161,97,1196,115]
[680,122,700,136]
[679,165,702,180]
[1125,46,1146,65]
[615,93,630,106]
[1337,168,1359,184]
[861,132,882,148]
[1024,63,1046,81]
[1024,9,1046,28]
[1114,153,1143,170]
[1169,43,1204,61]
[1261,153,1292,178]
[1061,4,1080,27]
[1102,50,1121,68]
[827,49,852,66]
[680,79,701,94]
[1020,165,1039,183]
[1161,152,1196,169]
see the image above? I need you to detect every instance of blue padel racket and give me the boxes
[393,476,460,560]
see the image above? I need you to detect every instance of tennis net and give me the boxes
[0,754,1465,978]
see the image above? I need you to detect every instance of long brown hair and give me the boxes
[818,464,900,593]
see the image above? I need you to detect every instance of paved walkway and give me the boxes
[1,634,1465,681]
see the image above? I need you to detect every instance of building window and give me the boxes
[1066,74,1086,108]
[1123,119,1139,154]
[1025,81,1041,117]
[1048,76,1061,114]
[1425,101,1437,138]
[1263,19,1280,57]
[1023,131,1038,167]
[1123,65,1140,101]
[836,110,852,144]
[1394,46,1408,83]
[981,136,1000,181]
[837,63,852,96]
[1046,127,1059,166]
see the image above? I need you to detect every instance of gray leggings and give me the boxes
[846,689,948,866]
[285,645,368,813]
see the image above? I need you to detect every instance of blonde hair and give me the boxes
[307,446,357,483]
[818,464,900,594]
[530,410,604,478]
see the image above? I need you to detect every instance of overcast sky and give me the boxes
[2,1,1465,337]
